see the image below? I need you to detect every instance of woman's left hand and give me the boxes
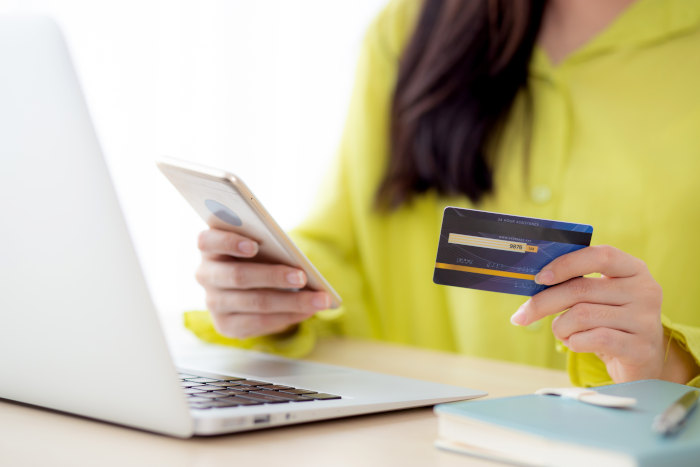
[510,245,669,383]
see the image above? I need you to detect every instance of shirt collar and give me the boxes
[531,0,700,74]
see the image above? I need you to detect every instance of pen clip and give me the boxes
[652,389,699,436]
[535,387,637,408]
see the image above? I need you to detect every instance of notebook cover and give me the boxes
[434,379,700,466]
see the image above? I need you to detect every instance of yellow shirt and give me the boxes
[186,0,700,387]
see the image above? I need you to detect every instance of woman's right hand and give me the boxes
[195,228,331,339]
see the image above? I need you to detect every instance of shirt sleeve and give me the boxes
[661,315,700,387]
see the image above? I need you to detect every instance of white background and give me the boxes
[0,0,385,325]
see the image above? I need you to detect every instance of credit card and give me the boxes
[433,207,593,296]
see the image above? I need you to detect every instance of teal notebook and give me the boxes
[434,380,700,467]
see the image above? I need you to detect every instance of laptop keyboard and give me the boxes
[180,373,342,410]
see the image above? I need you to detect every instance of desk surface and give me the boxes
[0,335,569,467]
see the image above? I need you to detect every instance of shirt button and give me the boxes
[531,185,552,204]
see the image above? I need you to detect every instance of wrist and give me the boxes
[661,331,700,384]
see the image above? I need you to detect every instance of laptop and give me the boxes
[0,15,485,438]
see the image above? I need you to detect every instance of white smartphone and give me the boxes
[157,157,341,308]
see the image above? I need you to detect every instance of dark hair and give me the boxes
[376,0,547,209]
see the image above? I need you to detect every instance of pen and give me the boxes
[652,389,700,436]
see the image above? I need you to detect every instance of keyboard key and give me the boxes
[251,390,314,401]
[236,393,289,404]
[207,381,244,387]
[184,377,219,383]
[189,403,214,410]
[180,381,205,388]
[308,393,342,400]
[236,380,273,387]
[190,384,222,391]
[264,385,294,390]
[221,396,264,406]
[213,389,250,396]
[278,389,318,395]
[189,398,259,408]
[196,392,230,399]
[187,396,214,403]
[183,388,208,395]
[206,399,248,408]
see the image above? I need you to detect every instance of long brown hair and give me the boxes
[376,0,547,209]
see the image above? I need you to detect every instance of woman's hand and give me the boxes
[195,228,331,339]
[510,245,696,384]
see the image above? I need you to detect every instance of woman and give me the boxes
[188,0,700,387]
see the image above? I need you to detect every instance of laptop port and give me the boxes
[253,414,270,425]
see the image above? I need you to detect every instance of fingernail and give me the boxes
[238,241,257,256]
[286,271,305,287]
[534,269,554,285]
[312,294,330,310]
[510,302,529,326]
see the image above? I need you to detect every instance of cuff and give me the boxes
[565,348,614,388]
[183,310,318,359]
[661,314,700,387]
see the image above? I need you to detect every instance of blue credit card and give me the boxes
[433,207,593,296]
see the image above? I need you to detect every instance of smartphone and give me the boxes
[157,157,341,308]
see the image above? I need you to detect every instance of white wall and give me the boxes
[0,0,386,325]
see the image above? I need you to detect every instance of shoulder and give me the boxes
[364,0,422,64]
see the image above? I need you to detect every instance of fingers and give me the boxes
[206,289,330,338]
[511,276,633,326]
[205,289,331,314]
[198,228,258,258]
[551,303,637,341]
[195,228,330,340]
[196,261,307,290]
[535,245,645,286]
[196,238,324,309]
[563,327,637,359]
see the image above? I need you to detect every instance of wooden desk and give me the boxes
[0,337,569,467]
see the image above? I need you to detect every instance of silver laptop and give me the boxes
[0,15,485,437]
